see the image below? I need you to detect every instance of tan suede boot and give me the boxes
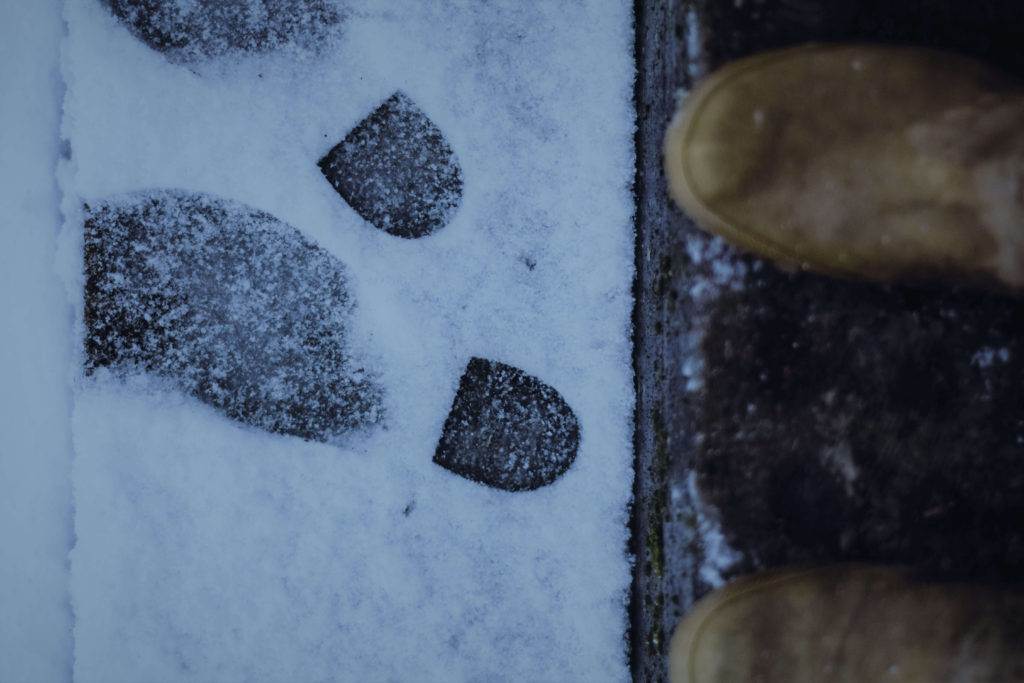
[664,44,1024,293]
[669,565,1024,682]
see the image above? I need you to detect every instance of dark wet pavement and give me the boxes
[632,1,1024,679]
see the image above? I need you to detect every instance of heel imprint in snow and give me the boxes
[434,358,580,491]
[319,91,464,239]
[99,0,345,63]
[83,189,383,443]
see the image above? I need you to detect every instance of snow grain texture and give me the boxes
[84,190,383,443]
[99,0,345,63]
[62,0,635,680]
[435,357,580,492]
[319,90,463,239]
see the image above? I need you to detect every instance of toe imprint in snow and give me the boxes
[83,189,383,443]
[100,0,345,63]
[318,91,463,239]
[434,357,579,491]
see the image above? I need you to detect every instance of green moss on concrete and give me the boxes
[646,592,665,658]
[647,409,670,580]
[652,409,669,478]
[647,526,664,580]
[654,254,673,298]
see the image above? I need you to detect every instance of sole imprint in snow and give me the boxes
[83,189,383,443]
[99,0,345,63]
[434,358,580,491]
[319,91,464,239]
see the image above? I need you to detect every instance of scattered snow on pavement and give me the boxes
[55,0,636,680]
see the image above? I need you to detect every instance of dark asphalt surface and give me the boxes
[632,1,1024,679]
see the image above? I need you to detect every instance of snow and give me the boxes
[1,0,643,680]
[971,345,1012,368]
[682,473,742,589]
[0,1,75,681]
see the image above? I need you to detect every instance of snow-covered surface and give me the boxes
[18,0,639,680]
[679,473,742,589]
[0,2,75,681]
